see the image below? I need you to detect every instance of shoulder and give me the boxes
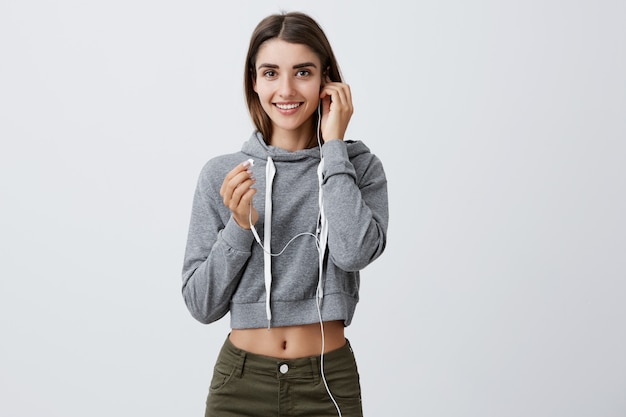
[201,152,245,173]
[196,151,247,190]
[346,140,385,167]
[199,131,263,177]
[344,140,387,185]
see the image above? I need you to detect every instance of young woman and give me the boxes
[182,11,388,417]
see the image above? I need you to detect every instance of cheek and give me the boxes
[308,82,323,98]
[254,82,271,101]
[255,88,274,113]
[256,89,272,108]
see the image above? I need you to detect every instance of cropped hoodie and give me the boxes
[182,132,388,329]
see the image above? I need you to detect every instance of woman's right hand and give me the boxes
[220,160,257,229]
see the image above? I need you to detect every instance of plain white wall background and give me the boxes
[1,1,625,416]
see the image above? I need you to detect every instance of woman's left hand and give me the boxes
[320,81,353,142]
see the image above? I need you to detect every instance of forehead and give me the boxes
[255,39,320,67]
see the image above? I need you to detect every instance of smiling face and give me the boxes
[253,39,323,149]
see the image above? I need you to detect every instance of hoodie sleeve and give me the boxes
[321,140,389,271]
[181,163,256,324]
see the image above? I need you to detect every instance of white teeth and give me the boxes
[275,103,300,110]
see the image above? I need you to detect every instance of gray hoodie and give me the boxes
[182,131,388,329]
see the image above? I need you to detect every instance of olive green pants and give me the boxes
[205,337,363,417]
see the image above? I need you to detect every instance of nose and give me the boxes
[278,76,295,98]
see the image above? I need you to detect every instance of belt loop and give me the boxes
[236,351,246,378]
[311,356,320,385]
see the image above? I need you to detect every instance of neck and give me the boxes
[269,124,317,151]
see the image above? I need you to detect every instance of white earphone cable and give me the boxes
[248,101,341,416]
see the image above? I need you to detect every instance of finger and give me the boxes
[333,85,353,115]
[225,177,256,210]
[238,186,257,208]
[320,94,332,114]
[322,83,352,110]
[232,189,258,228]
[336,84,352,108]
[342,84,353,108]
[220,161,254,197]
[222,170,255,206]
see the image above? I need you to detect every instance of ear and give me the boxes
[320,70,328,90]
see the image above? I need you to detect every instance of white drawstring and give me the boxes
[250,156,276,328]
[316,157,328,301]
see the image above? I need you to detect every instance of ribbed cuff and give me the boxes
[220,216,256,252]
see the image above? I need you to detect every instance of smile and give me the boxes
[274,103,302,110]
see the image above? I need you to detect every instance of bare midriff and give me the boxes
[229,320,346,359]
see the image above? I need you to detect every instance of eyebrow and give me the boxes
[257,62,318,70]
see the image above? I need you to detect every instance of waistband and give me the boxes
[218,335,355,381]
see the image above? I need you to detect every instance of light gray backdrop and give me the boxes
[1,1,624,416]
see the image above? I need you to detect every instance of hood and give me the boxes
[241,131,371,162]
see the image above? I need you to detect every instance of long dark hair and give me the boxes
[244,12,343,143]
